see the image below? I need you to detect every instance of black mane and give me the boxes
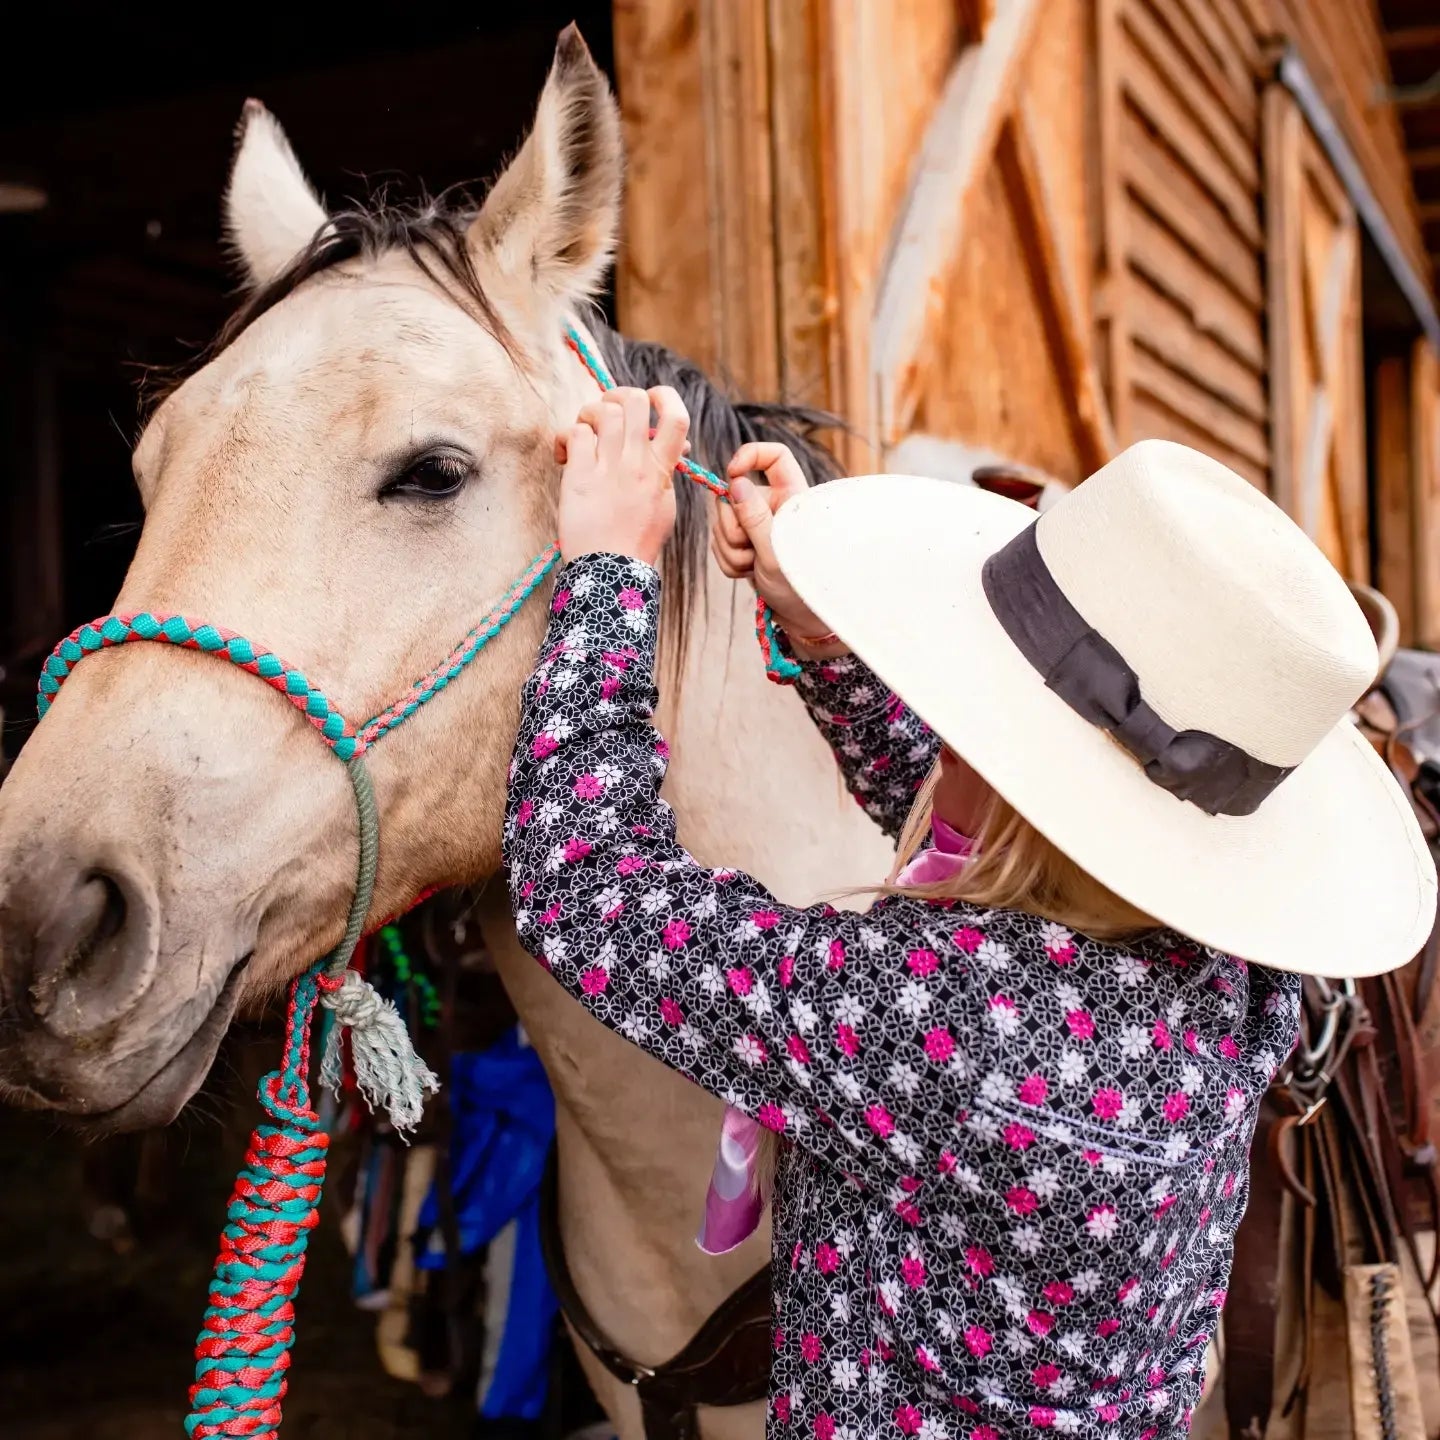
[149,190,844,661]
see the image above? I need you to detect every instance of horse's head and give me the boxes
[0,27,624,1128]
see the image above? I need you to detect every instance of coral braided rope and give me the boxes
[32,320,799,1440]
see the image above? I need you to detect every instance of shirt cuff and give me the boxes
[545,553,663,670]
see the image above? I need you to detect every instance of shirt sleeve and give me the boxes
[793,652,940,842]
[503,553,977,1188]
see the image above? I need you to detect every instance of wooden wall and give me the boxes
[1108,0,1271,488]
[612,0,1437,598]
[1266,0,1431,293]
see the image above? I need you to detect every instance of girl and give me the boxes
[504,385,1433,1438]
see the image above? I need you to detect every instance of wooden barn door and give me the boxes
[861,0,1113,487]
[611,0,1113,486]
[612,0,1277,496]
[1262,84,1367,580]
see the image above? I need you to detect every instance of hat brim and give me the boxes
[771,475,1437,978]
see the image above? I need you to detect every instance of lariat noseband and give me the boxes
[33,324,799,1440]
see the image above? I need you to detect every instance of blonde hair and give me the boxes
[751,764,1156,1194]
[882,765,1157,940]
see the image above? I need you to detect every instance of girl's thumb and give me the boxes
[729,475,774,544]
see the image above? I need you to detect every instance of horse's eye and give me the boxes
[382,452,472,500]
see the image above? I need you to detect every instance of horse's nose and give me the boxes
[6,856,160,1041]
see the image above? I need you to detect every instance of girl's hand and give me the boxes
[712,442,840,650]
[558,387,689,566]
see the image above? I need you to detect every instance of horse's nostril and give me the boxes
[34,873,128,1000]
[22,862,159,1040]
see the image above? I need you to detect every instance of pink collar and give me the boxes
[696,816,973,1254]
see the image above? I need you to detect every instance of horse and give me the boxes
[0,28,894,1440]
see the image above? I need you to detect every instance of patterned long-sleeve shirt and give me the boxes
[503,554,1300,1440]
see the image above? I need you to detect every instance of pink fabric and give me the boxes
[696,814,972,1255]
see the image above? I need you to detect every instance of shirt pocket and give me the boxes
[972,1095,1198,1172]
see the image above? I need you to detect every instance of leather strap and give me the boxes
[1226,1094,1286,1438]
[539,1148,771,1440]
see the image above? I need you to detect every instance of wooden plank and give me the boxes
[1119,27,1263,247]
[767,0,840,411]
[1122,0,1258,188]
[1172,0,1257,105]
[1297,389,1334,541]
[911,161,1091,484]
[1265,83,1303,514]
[1125,205,1267,370]
[1375,356,1417,643]
[701,0,780,398]
[612,0,718,371]
[1131,392,1269,488]
[1127,279,1267,421]
[818,0,960,466]
[1413,340,1440,649]
[957,0,996,42]
[1140,0,1258,138]
[1277,3,1433,302]
[871,0,1044,440]
[1095,0,1134,442]
[1210,0,1264,69]
[997,102,1116,468]
[1230,0,1277,44]
[1130,343,1270,470]
[1120,102,1265,306]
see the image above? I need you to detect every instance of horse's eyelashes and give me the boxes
[380,451,473,501]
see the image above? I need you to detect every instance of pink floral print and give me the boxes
[503,554,1300,1440]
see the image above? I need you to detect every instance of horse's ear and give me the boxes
[224,101,328,288]
[469,25,622,310]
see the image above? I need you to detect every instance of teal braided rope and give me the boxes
[37,613,359,751]
[356,546,560,748]
[562,327,802,684]
[34,548,562,759]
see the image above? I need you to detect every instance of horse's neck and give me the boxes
[482,553,892,1363]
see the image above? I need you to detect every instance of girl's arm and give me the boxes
[715,442,939,840]
[790,651,940,841]
[504,552,978,1188]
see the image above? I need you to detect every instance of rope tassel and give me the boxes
[319,969,439,1133]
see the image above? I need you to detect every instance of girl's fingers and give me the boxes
[711,539,755,581]
[613,387,651,472]
[727,442,808,500]
[566,420,599,467]
[649,386,690,473]
[595,393,627,468]
[575,399,608,433]
[713,495,748,547]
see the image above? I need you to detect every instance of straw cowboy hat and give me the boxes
[770,439,1436,978]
